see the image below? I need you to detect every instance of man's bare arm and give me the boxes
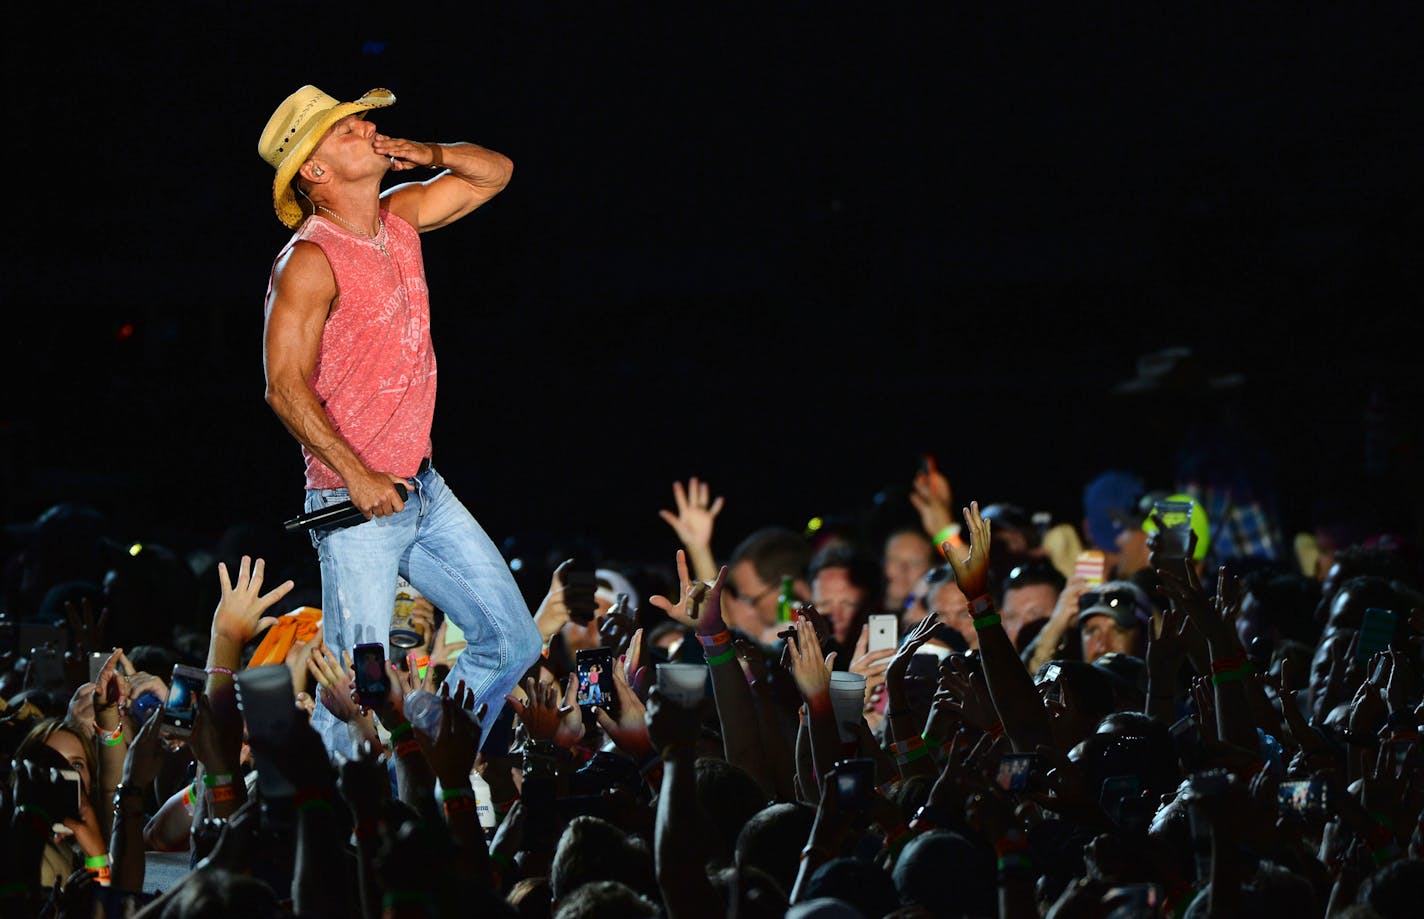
[378,138,513,232]
[262,242,406,517]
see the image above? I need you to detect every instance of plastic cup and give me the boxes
[828,671,868,742]
[656,663,708,707]
[1151,499,1194,560]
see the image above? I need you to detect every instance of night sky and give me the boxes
[5,4,1423,573]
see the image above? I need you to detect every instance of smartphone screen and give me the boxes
[575,648,616,715]
[1357,607,1397,662]
[1073,550,1106,588]
[352,641,389,706]
[996,753,1042,793]
[867,613,898,653]
[88,651,107,683]
[1277,778,1328,818]
[161,664,206,738]
[833,758,875,810]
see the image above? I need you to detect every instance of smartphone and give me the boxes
[352,641,389,707]
[1074,550,1106,588]
[575,647,617,716]
[564,565,599,626]
[834,758,875,810]
[53,767,83,832]
[161,664,207,738]
[25,644,67,693]
[130,689,164,726]
[867,613,898,653]
[1277,777,1329,819]
[1357,607,1397,662]
[88,651,108,683]
[996,752,1044,793]
[234,664,299,801]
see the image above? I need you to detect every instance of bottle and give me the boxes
[776,575,796,623]
[404,688,442,737]
[470,768,497,841]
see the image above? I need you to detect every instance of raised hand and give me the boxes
[532,558,575,643]
[909,453,955,540]
[284,634,322,700]
[939,655,997,731]
[658,477,724,552]
[92,646,130,712]
[308,645,362,724]
[210,556,294,646]
[594,657,652,757]
[428,682,484,787]
[945,501,992,601]
[848,625,895,702]
[505,677,575,744]
[786,615,834,701]
[648,549,712,623]
[63,596,108,656]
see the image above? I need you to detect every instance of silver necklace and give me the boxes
[316,205,388,257]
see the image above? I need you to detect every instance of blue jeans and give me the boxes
[305,465,540,757]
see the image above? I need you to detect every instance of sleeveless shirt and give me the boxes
[266,210,437,490]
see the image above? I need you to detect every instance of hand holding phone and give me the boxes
[563,565,599,626]
[996,752,1045,793]
[575,647,617,717]
[833,758,875,811]
[867,613,898,653]
[1073,550,1106,588]
[161,664,207,739]
[352,642,389,707]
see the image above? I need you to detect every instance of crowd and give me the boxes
[0,454,1421,919]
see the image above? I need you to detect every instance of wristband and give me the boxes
[973,612,1002,631]
[969,595,995,615]
[415,655,430,681]
[933,525,960,558]
[428,144,444,168]
[201,773,234,788]
[395,738,422,759]
[180,782,199,813]
[297,798,334,816]
[208,784,239,804]
[84,854,110,869]
[101,727,125,747]
[206,666,235,677]
[1209,656,1244,674]
[997,852,1034,873]
[705,646,737,667]
[387,721,413,742]
[889,736,924,755]
[698,629,732,648]
[1210,669,1246,686]
[896,744,931,766]
[383,891,433,909]
[443,796,478,815]
[440,787,475,802]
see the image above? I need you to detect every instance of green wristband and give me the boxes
[973,612,1002,631]
[1210,669,1245,686]
[388,721,413,741]
[84,854,109,869]
[705,646,737,667]
[440,787,475,802]
[896,743,931,765]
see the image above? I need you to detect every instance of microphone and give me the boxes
[284,483,409,533]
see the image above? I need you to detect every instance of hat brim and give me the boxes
[271,88,396,229]
[1079,605,1140,629]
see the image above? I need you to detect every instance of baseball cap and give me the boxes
[1082,470,1145,550]
[1078,580,1153,630]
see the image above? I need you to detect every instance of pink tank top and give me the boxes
[268,210,437,490]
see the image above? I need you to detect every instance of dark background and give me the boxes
[4,3,1422,575]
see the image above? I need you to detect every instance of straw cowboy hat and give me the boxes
[258,85,396,228]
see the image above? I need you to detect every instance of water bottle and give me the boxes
[404,688,443,737]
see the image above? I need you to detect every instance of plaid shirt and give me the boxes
[1182,485,1283,563]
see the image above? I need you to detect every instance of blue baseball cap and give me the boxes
[1082,470,1145,550]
